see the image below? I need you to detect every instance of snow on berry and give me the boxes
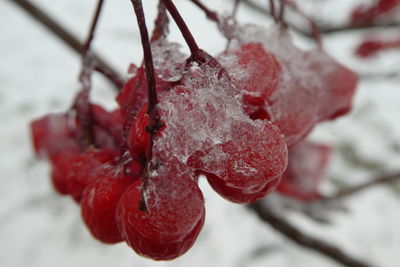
[217,21,358,146]
[116,40,187,114]
[152,52,287,203]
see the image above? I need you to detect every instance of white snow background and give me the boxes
[0,0,399,266]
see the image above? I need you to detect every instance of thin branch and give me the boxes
[359,71,400,81]
[321,172,400,202]
[189,0,219,22]
[242,0,400,38]
[74,0,105,148]
[151,1,170,42]
[130,0,160,163]
[269,0,277,22]
[248,202,374,267]
[8,0,124,90]
[232,0,241,18]
[163,0,201,57]
[82,0,105,57]
[130,0,157,115]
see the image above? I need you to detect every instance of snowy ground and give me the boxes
[1,0,400,266]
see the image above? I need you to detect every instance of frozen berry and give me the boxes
[81,169,133,244]
[116,164,205,260]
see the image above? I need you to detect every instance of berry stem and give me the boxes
[130,0,160,164]
[269,0,278,22]
[162,0,201,58]
[225,0,241,50]
[151,1,170,42]
[189,0,219,23]
[232,0,241,17]
[249,202,373,267]
[278,0,288,28]
[75,0,106,149]
[320,171,400,202]
[130,0,158,115]
[280,0,323,48]
[82,0,104,57]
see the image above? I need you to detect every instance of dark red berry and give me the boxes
[81,169,133,244]
[66,149,118,202]
[116,164,205,260]
[276,141,331,202]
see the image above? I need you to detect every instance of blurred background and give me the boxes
[0,0,399,266]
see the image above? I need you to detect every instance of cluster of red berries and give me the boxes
[30,18,358,260]
[355,36,400,58]
[351,0,400,24]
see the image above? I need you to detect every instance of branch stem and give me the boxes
[130,0,158,115]
[8,0,124,90]
[321,172,400,202]
[163,0,201,57]
[189,0,219,23]
[82,0,105,57]
[249,202,374,267]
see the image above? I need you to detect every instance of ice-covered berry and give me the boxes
[81,168,133,244]
[116,164,205,260]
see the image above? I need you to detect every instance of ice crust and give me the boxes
[151,39,187,82]
[147,49,288,193]
[154,62,246,162]
[218,19,357,146]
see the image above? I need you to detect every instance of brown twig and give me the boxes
[189,0,220,22]
[8,0,124,90]
[321,172,400,202]
[359,71,400,80]
[163,0,201,57]
[249,201,374,267]
[82,0,105,57]
[130,0,159,163]
[242,0,400,38]
[151,1,170,42]
[74,0,105,148]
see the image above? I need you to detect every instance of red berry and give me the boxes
[116,164,205,260]
[30,112,79,160]
[81,169,133,244]
[91,105,124,149]
[204,171,282,203]
[49,151,78,195]
[66,149,118,202]
[219,42,281,107]
[127,104,151,163]
[188,120,287,203]
[305,51,359,120]
[351,0,400,24]
[276,141,331,202]
[116,67,172,114]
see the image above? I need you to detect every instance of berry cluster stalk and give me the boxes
[75,0,105,148]
[7,0,124,90]
[130,0,157,114]
[162,0,201,59]
[189,0,219,22]
[151,1,170,42]
[129,0,159,163]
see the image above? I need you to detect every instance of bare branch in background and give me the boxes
[321,171,400,202]
[248,201,375,267]
[242,0,400,38]
[8,0,124,90]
